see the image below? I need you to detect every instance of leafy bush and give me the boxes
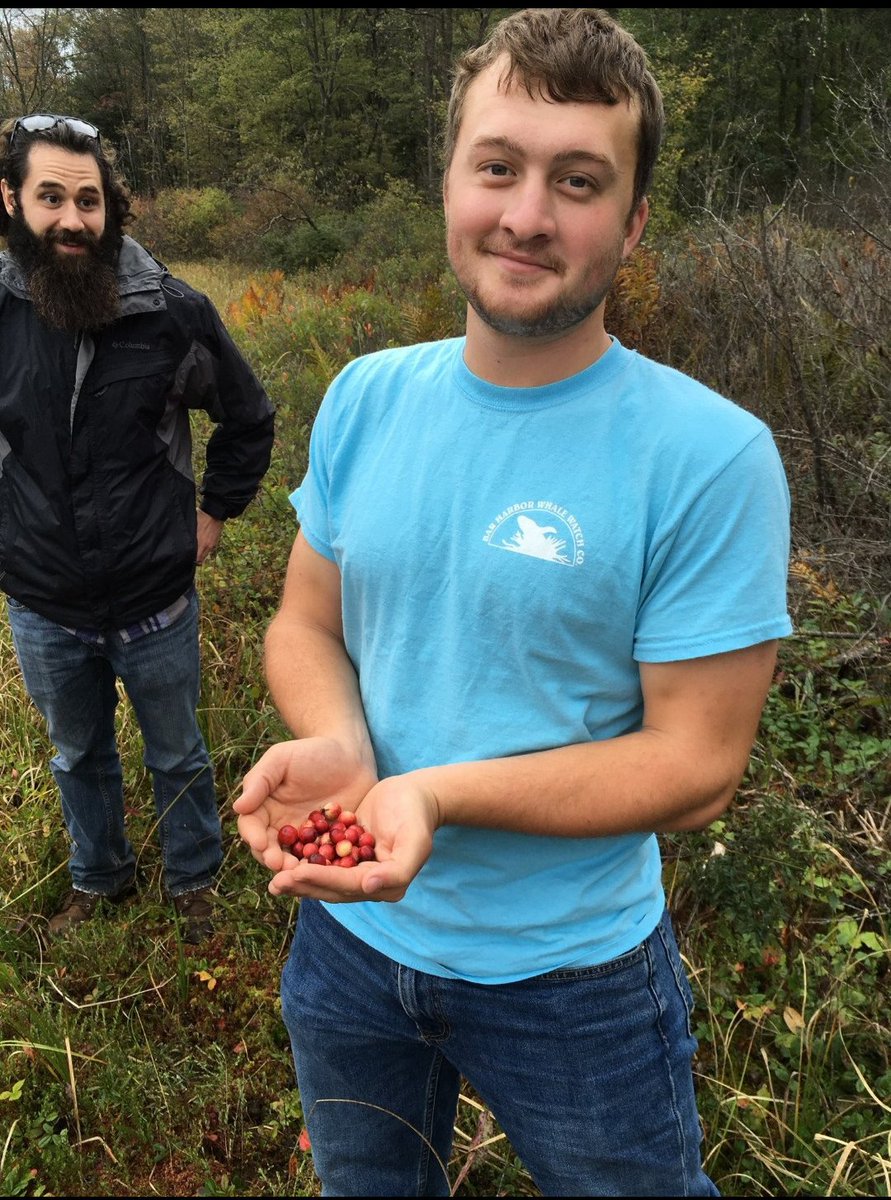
[320,177,448,295]
[256,218,349,273]
[132,188,236,262]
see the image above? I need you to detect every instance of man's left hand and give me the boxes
[196,511,224,564]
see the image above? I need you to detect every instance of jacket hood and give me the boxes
[0,234,167,305]
[116,234,168,297]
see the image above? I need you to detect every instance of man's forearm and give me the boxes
[264,612,377,774]
[410,729,735,839]
[260,613,710,840]
[399,643,777,840]
[262,615,773,843]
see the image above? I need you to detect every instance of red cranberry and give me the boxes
[278,825,299,848]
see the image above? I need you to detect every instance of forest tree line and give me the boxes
[1,6,889,224]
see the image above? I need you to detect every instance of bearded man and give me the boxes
[0,114,275,944]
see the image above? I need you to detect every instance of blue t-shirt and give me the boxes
[292,336,793,983]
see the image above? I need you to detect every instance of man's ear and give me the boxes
[1,178,16,218]
[622,197,649,259]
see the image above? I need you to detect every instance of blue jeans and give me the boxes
[6,594,221,897]
[281,899,719,1197]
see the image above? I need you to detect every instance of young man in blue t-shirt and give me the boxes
[235,8,792,1195]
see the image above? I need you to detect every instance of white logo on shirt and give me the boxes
[483,502,585,566]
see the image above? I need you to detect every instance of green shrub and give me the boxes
[133,187,236,262]
[322,177,448,294]
[256,218,350,274]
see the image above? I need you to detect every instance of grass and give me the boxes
[1,255,889,1196]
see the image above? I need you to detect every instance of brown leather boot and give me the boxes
[47,889,102,937]
[46,883,136,938]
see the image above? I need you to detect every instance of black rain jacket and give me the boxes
[0,235,275,627]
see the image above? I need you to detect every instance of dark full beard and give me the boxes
[7,216,121,333]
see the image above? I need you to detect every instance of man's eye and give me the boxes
[565,175,593,190]
[484,163,511,177]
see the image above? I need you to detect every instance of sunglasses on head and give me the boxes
[9,113,101,150]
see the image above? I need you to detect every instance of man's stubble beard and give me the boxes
[450,231,625,340]
[7,214,122,334]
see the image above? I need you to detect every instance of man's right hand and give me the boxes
[233,738,378,872]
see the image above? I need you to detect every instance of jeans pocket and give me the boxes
[656,914,697,1041]
[6,595,28,611]
[536,938,648,982]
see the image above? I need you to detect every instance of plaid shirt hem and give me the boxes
[63,588,194,647]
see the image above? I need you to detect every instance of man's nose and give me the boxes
[55,202,87,232]
[499,177,556,241]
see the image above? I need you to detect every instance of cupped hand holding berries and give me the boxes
[233,738,378,873]
[267,771,440,904]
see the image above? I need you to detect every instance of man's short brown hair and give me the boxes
[443,7,664,211]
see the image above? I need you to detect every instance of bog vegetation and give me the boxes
[1,6,890,1197]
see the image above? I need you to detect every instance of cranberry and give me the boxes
[278,825,299,848]
[278,809,379,867]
